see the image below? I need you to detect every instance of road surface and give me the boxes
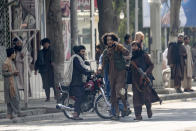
[1,99,196,131]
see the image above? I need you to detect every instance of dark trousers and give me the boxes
[40,71,56,99]
[134,103,151,117]
[45,86,57,100]
[74,95,84,115]
[70,86,85,115]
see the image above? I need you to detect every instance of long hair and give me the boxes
[101,32,119,45]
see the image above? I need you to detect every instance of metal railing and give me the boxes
[0,0,11,47]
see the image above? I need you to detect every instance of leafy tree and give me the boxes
[97,0,151,50]
[97,0,119,48]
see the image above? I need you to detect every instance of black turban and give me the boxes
[73,45,86,54]
[41,38,51,45]
[6,48,15,57]
[132,41,142,49]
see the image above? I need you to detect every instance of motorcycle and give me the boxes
[56,74,112,119]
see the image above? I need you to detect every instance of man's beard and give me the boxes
[15,46,22,51]
[79,54,85,60]
[131,50,143,60]
[177,41,183,44]
[132,50,140,56]
[11,57,15,61]
[43,47,49,51]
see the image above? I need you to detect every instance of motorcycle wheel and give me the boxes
[61,96,75,119]
[95,95,112,119]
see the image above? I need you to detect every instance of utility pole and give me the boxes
[126,0,130,34]
[70,0,78,53]
[90,0,95,60]
[135,0,138,33]
[164,27,167,49]
[23,44,29,108]
[149,0,163,90]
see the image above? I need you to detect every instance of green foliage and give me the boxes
[113,0,144,44]
[112,0,125,14]
[112,0,126,43]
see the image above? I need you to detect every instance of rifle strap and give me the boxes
[130,61,143,92]
[130,61,138,70]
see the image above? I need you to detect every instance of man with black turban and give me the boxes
[35,38,56,101]
[69,45,92,120]
[128,41,161,121]
[167,34,187,93]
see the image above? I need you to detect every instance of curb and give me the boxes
[0,112,62,125]
[0,108,46,119]
[160,92,196,101]
[0,107,60,119]
[127,91,196,101]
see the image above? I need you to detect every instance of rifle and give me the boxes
[130,61,152,88]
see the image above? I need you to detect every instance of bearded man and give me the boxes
[129,41,161,120]
[167,34,187,93]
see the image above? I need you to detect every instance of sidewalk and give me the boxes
[0,98,61,124]
[0,98,57,112]
[128,87,196,101]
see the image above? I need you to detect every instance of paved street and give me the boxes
[1,99,196,131]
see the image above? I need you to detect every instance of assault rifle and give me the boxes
[130,61,152,88]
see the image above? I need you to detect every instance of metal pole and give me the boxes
[135,0,138,33]
[164,27,167,49]
[23,31,30,108]
[35,0,39,30]
[43,0,47,38]
[90,0,95,60]
[126,0,130,34]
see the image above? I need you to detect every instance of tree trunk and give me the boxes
[169,0,181,42]
[70,0,78,52]
[169,0,181,89]
[97,0,119,47]
[46,0,64,87]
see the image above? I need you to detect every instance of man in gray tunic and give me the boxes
[13,37,24,90]
[192,43,196,81]
[183,36,194,92]
[13,37,33,96]
[123,34,132,59]
[123,34,132,99]
[2,48,21,119]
